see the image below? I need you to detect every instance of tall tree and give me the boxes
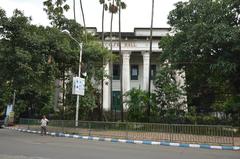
[116,0,126,121]
[99,0,108,46]
[118,0,123,121]
[108,0,117,120]
[0,9,67,118]
[43,0,113,120]
[159,0,240,123]
[98,0,109,120]
[106,0,126,121]
[154,65,185,115]
[44,0,75,118]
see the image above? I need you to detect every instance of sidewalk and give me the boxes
[16,124,240,146]
[9,126,240,151]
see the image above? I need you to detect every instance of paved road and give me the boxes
[0,129,239,159]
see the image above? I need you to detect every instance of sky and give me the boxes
[0,0,187,32]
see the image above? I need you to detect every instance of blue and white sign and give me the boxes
[72,77,85,95]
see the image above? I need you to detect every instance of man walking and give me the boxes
[40,115,49,136]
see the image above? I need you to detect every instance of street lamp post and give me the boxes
[12,90,16,111]
[62,30,83,127]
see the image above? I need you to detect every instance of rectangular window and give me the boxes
[113,64,120,80]
[131,65,138,80]
[151,65,156,80]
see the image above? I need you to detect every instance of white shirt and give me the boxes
[41,118,49,127]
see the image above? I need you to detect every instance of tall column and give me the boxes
[103,62,110,111]
[122,51,131,109]
[142,51,150,91]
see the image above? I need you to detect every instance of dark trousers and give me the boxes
[41,126,47,135]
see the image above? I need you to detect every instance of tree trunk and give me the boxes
[101,3,105,47]
[79,0,87,42]
[79,0,86,28]
[118,0,123,122]
[73,0,76,21]
[109,0,115,121]
[100,2,105,121]
[148,0,154,122]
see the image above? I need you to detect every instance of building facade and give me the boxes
[88,27,186,112]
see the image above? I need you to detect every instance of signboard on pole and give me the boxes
[72,77,85,96]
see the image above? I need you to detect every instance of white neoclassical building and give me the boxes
[87,27,185,112]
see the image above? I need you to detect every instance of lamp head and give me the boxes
[62,29,70,35]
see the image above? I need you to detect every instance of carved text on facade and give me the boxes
[104,42,136,48]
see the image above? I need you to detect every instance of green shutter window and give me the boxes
[112,91,121,111]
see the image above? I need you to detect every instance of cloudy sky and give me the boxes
[0,0,186,32]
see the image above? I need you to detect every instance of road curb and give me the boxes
[7,127,240,151]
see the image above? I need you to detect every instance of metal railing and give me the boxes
[18,118,238,145]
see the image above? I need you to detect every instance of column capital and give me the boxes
[121,51,131,57]
[141,51,150,58]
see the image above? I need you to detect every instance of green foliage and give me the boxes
[154,65,186,112]
[116,0,127,9]
[61,39,112,120]
[83,41,111,81]
[43,0,70,27]
[223,96,240,126]
[123,65,186,123]
[40,105,54,116]
[0,9,60,118]
[98,0,127,13]
[124,88,149,122]
[0,0,114,120]
[42,0,111,120]
[159,0,240,123]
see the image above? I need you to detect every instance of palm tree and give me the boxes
[108,0,126,121]
[148,0,155,121]
[109,0,116,51]
[109,0,116,120]
[99,0,108,46]
[98,0,126,121]
[99,0,108,120]
[98,0,114,121]
[116,0,126,121]
[118,0,123,121]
